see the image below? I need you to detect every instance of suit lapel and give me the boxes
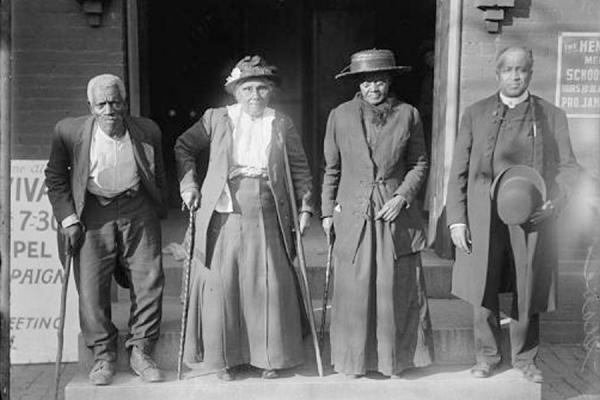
[371,100,402,168]
[75,116,94,187]
[349,98,375,166]
[483,94,504,176]
[125,118,154,183]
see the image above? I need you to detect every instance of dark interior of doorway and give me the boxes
[141,0,436,208]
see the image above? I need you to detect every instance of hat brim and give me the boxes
[335,66,412,80]
[491,165,547,202]
[225,74,281,94]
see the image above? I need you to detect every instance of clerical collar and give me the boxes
[499,90,529,109]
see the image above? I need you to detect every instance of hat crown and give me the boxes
[235,55,278,76]
[492,165,547,225]
[335,48,410,79]
[225,55,279,93]
[350,49,397,72]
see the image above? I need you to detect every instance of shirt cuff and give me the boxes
[61,214,80,229]
[449,223,467,230]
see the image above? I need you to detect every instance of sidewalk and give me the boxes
[9,344,600,400]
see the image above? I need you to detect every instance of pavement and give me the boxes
[9,344,600,400]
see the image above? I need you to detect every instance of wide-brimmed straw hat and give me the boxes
[224,55,280,94]
[335,49,411,80]
[491,165,547,225]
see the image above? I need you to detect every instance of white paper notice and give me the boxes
[10,160,79,363]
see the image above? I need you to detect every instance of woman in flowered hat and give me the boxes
[175,55,313,380]
[321,49,433,378]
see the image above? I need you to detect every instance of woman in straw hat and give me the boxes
[321,49,434,378]
[175,55,313,381]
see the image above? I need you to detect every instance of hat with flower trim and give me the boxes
[224,55,280,94]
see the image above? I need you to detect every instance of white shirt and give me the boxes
[61,126,139,228]
[213,104,275,212]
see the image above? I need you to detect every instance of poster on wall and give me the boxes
[10,160,79,363]
[555,32,600,118]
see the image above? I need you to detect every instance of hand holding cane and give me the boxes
[282,141,324,377]
[54,243,73,400]
[177,207,196,380]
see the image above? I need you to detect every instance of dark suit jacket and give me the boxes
[175,107,314,266]
[45,115,168,223]
[321,96,428,263]
[447,93,581,315]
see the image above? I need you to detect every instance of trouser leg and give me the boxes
[116,194,164,352]
[510,313,539,367]
[77,200,119,362]
[473,305,502,365]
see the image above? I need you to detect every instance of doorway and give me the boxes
[136,0,436,208]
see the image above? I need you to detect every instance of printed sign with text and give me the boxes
[556,32,600,118]
[10,160,79,363]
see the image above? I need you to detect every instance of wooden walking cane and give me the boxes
[282,139,324,378]
[177,208,196,380]
[319,236,334,351]
[54,246,72,400]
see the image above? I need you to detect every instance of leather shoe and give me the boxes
[217,368,235,381]
[514,362,543,383]
[470,362,498,378]
[261,369,279,379]
[88,360,115,386]
[129,346,164,382]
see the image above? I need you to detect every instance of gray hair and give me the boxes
[87,74,127,103]
[495,46,534,72]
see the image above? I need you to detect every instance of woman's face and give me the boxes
[234,79,273,117]
[359,73,391,106]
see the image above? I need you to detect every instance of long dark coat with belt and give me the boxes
[321,97,427,261]
[447,93,580,317]
[175,107,314,266]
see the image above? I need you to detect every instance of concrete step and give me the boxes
[77,298,514,373]
[65,364,540,400]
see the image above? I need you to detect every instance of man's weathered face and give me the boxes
[496,49,532,98]
[359,73,391,106]
[234,79,273,117]
[89,84,126,136]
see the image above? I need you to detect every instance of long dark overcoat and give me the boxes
[447,93,580,316]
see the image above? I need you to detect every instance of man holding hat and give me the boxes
[447,46,581,382]
[321,49,433,378]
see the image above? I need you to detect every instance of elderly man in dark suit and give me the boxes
[321,49,433,378]
[45,74,167,385]
[447,46,581,383]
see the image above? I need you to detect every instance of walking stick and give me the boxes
[54,247,72,400]
[177,208,196,380]
[282,141,324,378]
[319,237,334,351]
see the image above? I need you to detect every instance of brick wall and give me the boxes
[460,0,600,173]
[12,0,125,159]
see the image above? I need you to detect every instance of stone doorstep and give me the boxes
[77,298,514,373]
[64,364,541,400]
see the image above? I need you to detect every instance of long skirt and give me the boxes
[330,217,434,376]
[183,176,304,370]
